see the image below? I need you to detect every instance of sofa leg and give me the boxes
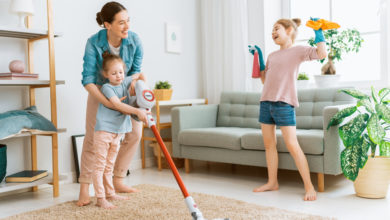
[185,159,191,173]
[317,173,324,192]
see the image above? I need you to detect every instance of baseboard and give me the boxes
[129,157,156,171]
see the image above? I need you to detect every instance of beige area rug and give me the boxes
[5,184,336,220]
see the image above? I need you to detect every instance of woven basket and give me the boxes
[153,89,173,101]
[0,144,6,183]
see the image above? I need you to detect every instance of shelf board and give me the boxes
[0,80,65,86]
[0,27,61,39]
[0,174,66,194]
[157,99,207,106]
[0,128,66,141]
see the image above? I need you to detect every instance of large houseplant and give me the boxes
[327,87,390,198]
[308,29,363,75]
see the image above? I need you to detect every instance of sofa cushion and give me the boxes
[178,127,258,150]
[296,87,355,129]
[241,129,324,155]
[217,92,261,129]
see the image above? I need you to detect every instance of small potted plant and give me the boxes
[327,87,390,198]
[297,72,309,88]
[308,29,363,87]
[154,80,173,101]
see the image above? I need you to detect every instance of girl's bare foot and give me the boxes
[113,177,139,193]
[96,198,116,209]
[107,194,130,201]
[304,186,317,201]
[253,182,279,192]
[76,184,91,207]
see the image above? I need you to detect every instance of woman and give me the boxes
[77,1,147,206]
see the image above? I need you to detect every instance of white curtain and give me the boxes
[201,0,250,104]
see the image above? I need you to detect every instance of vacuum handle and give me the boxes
[150,124,189,198]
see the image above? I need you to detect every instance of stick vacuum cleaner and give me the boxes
[134,80,229,220]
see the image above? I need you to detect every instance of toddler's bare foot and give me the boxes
[76,186,91,207]
[113,177,139,193]
[304,186,317,201]
[96,198,117,209]
[253,182,279,192]
[107,194,130,201]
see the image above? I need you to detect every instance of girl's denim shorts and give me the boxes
[259,101,296,126]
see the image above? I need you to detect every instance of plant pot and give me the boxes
[314,75,340,88]
[353,156,390,199]
[297,80,310,88]
[153,89,173,101]
[0,144,6,183]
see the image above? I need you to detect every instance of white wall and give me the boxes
[0,0,201,178]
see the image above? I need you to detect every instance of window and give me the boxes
[289,0,386,86]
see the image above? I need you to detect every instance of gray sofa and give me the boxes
[171,87,355,191]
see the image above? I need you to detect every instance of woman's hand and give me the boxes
[129,72,146,96]
[130,80,137,96]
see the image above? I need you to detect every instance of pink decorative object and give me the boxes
[9,60,25,73]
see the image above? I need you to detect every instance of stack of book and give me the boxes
[5,170,47,183]
[0,73,38,80]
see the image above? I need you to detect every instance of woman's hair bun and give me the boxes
[96,12,103,26]
[292,18,301,27]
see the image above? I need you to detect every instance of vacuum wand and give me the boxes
[134,80,228,220]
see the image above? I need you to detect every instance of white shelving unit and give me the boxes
[0,0,63,197]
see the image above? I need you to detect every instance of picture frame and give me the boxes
[72,134,84,183]
[165,23,181,54]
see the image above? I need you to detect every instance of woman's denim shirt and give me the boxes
[81,29,143,86]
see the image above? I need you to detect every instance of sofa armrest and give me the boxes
[171,104,219,157]
[323,104,355,175]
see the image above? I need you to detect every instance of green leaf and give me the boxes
[379,88,390,102]
[371,86,379,104]
[339,89,369,100]
[338,114,368,146]
[379,141,390,157]
[376,104,390,124]
[367,114,386,145]
[327,106,357,130]
[364,133,377,157]
[341,144,361,181]
[359,140,370,168]
[357,98,373,113]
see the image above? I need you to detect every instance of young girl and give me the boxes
[92,53,148,209]
[250,18,327,201]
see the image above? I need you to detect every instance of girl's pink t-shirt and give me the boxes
[260,45,319,107]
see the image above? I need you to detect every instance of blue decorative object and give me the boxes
[0,106,57,140]
[0,144,6,183]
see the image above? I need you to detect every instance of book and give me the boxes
[5,170,48,183]
[0,73,39,80]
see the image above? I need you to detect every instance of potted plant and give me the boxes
[308,29,363,87]
[327,87,390,198]
[154,80,173,101]
[297,72,310,88]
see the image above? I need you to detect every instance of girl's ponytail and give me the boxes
[292,18,301,27]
